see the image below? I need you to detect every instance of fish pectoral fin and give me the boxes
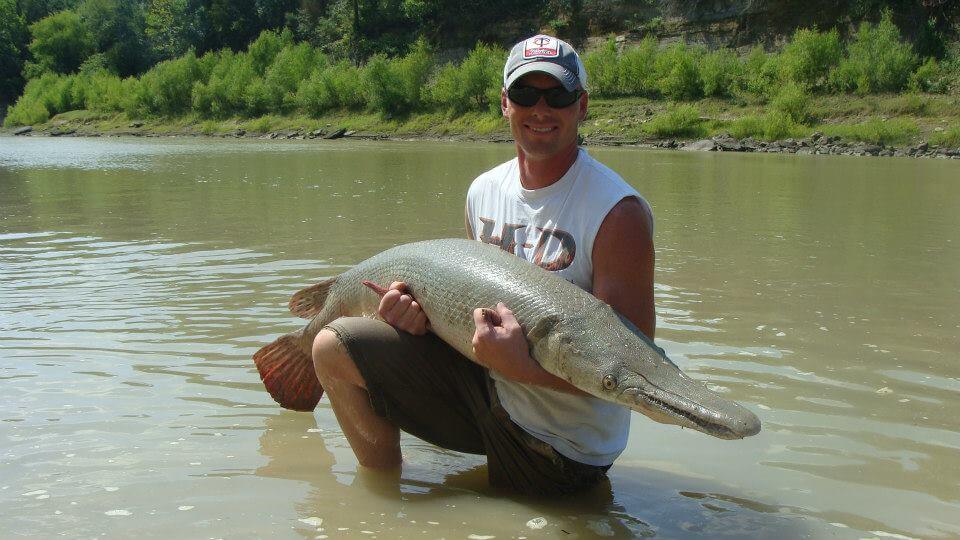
[526,314,560,343]
[253,331,323,411]
[289,277,337,318]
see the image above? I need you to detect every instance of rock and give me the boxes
[714,137,744,152]
[234,128,246,137]
[862,144,882,155]
[49,128,76,137]
[309,128,325,138]
[324,127,347,140]
[13,126,32,135]
[682,139,717,152]
[811,131,824,142]
[129,121,144,128]
[917,142,929,152]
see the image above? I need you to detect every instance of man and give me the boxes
[311,34,655,495]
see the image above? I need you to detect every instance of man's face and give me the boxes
[501,72,588,161]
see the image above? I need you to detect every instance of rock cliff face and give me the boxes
[604,0,932,49]
[654,0,848,47]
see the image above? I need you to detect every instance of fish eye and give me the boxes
[602,374,617,391]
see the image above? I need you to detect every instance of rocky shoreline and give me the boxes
[7,124,960,160]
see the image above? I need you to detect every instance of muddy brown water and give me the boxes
[1,137,958,539]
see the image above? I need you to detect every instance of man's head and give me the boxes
[501,35,589,163]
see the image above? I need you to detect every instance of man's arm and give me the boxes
[591,196,656,339]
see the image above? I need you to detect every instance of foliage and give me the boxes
[25,10,94,77]
[79,0,150,76]
[699,47,740,98]
[132,50,205,117]
[145,0,204,61]
[820,118,919,145]
[582,37,619,97]
[655,42,702,101]
[617,36,658,97]
[929,125,960,148]
[730,46,779,102]
[831,11,918,95]
[770,81,811,124]
[0,0,28,102]
[778,27,841,91]
[428,43,502,114]
[643,103,704,137]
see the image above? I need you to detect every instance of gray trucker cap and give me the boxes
[503,35,588,92]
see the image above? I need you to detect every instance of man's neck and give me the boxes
[516,143,580,190]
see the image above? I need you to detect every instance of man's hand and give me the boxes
[471,303,540,379]
[363,281,430,335]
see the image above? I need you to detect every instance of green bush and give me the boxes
[820,118,919,145]
[643,103,704,137]
[429,43,502,114]
[761,110,806,140]
[133,50,204,117]
[4,94,50,126]
[618,37,658,97]
[655,42,702,101]
[728,115,764,139]
[362,54,408,116]
[84,72,125,112]
[699,48,740,98]
[930,126,960,148]
[191,50,257,118]
[731,46,779,102]
[25,10,95,76]
[248,29,291,75]
[771,81,811,124]
[263,42,321,113]
[831,12,918,95]
[583,37,619,97]
[296,68,337,117]
[909,57,955,94]
[779,27,841,90]
[2,72,88,126]
[394,38,434,113]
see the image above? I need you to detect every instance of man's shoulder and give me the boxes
[469,158,517,195]
[577,150,631,188]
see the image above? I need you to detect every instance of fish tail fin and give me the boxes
[289,277,337,318]
[253,330,323,411]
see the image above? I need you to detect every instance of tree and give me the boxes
[17,0,82,23]
[145,0,205,60]
[0,0,28,102]
[24,9,94,77]
[79,0,149,76]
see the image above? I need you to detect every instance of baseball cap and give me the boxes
[503,35,588,92]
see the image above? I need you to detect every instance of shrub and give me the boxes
[429,43,502,114]
[192,51,257,118]
[930,126,960,148]
[728,115,764,139]
[761,110,805,140]
[771,81,811,124]
[909,57,954,94]
[394,38,434,112]
[655,42,702,101]
[4,95,50,126]
[248,29,291,75]
[831,12,918,95]
[699,48,740,98]
[731,46,779,102]
[134,50,203,117]
[618,37,658,97]
[363,54,408,116]
[779,27,841,90]
[263,43,322,113]
[643,103,704,137]
[2,72,88,126]
[84,72,125,112]
[583,37,619,97]
[820,118,919,145]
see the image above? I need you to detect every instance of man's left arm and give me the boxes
[591,196,656,339]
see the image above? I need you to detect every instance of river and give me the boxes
[1,136,958,539]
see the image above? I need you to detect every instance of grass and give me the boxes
[10,91,957,152]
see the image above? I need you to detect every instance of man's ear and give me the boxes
[501,88,509,117]
[579,91,589,122]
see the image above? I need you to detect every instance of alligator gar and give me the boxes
[253,238,761,440]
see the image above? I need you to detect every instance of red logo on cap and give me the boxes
[524,36,559,59]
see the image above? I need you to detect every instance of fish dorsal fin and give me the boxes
[288,277,337,318]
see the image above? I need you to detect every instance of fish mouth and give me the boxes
[620,383,761,440]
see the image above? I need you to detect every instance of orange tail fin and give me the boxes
[253,332,323,411]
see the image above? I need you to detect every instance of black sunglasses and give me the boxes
[507,85,583,108]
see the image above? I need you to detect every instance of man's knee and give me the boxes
[312,328,365,388]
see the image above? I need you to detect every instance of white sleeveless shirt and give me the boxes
[465,148,652,466]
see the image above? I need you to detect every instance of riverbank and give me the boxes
[5,93,960,159]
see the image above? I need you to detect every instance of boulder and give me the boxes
[682,139,717,151]
[325,127,347,139]
[13,126,32,135]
